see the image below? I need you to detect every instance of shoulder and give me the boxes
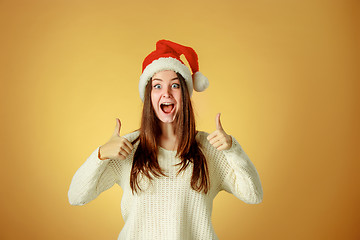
[195,130,210,142]
[195,131,213,153]
[122,130,140,142]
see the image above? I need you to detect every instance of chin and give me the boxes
[157,115,176,123]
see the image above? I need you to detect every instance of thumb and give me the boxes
[216,113,223,130]
[113,118,121,136]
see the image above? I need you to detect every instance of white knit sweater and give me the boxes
[68,131,263,240]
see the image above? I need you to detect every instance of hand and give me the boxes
[99,118,134,160]
[207,113,232,151]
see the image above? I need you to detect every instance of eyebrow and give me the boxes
[152,77,179,81]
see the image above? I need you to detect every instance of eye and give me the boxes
[153,84,161,89]
[171,83,180,89]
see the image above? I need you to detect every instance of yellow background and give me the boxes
[1,0,359,239]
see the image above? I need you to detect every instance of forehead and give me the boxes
[152,70,178,80]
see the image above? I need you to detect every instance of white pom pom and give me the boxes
[193,71,209,92]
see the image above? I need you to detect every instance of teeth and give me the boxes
[162,103,173,105]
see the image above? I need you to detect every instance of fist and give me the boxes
[207,113,232,151]
[99,118,134,160]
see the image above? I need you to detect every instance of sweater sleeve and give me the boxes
[68,146,118,206]
[220,136,263,204]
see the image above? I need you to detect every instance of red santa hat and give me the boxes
[139,39,209,101]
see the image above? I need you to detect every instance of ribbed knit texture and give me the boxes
[68,131,263,240]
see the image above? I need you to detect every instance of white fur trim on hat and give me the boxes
[139,57,193,101]
[193,71,209,92]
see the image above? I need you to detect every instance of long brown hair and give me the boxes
[130,73,210,194]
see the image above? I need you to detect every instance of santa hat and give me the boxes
[139,40,209,101]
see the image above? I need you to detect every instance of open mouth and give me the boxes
[160,103,175,114]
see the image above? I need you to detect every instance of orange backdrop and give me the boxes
[1,0,359,239]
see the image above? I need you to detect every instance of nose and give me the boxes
[162,85,172,98]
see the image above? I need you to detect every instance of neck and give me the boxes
[158,122,178,150]
[159,122,176,139]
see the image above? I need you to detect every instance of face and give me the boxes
[151,70,182,123]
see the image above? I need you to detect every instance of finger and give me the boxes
[113,118,121,137]
[216,113,223,131]
[212,139,224,149]
[209,135,222,145]
[207,131,219,141]
[118,150,128,158]
[217,144,228,151]
[117,154,126,161]
[123,138,134,150]
[120,144,132,155]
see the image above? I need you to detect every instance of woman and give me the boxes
[68,40,263,239]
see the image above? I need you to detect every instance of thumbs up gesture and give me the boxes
[207,113,232,151]
[98,118,134,160]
